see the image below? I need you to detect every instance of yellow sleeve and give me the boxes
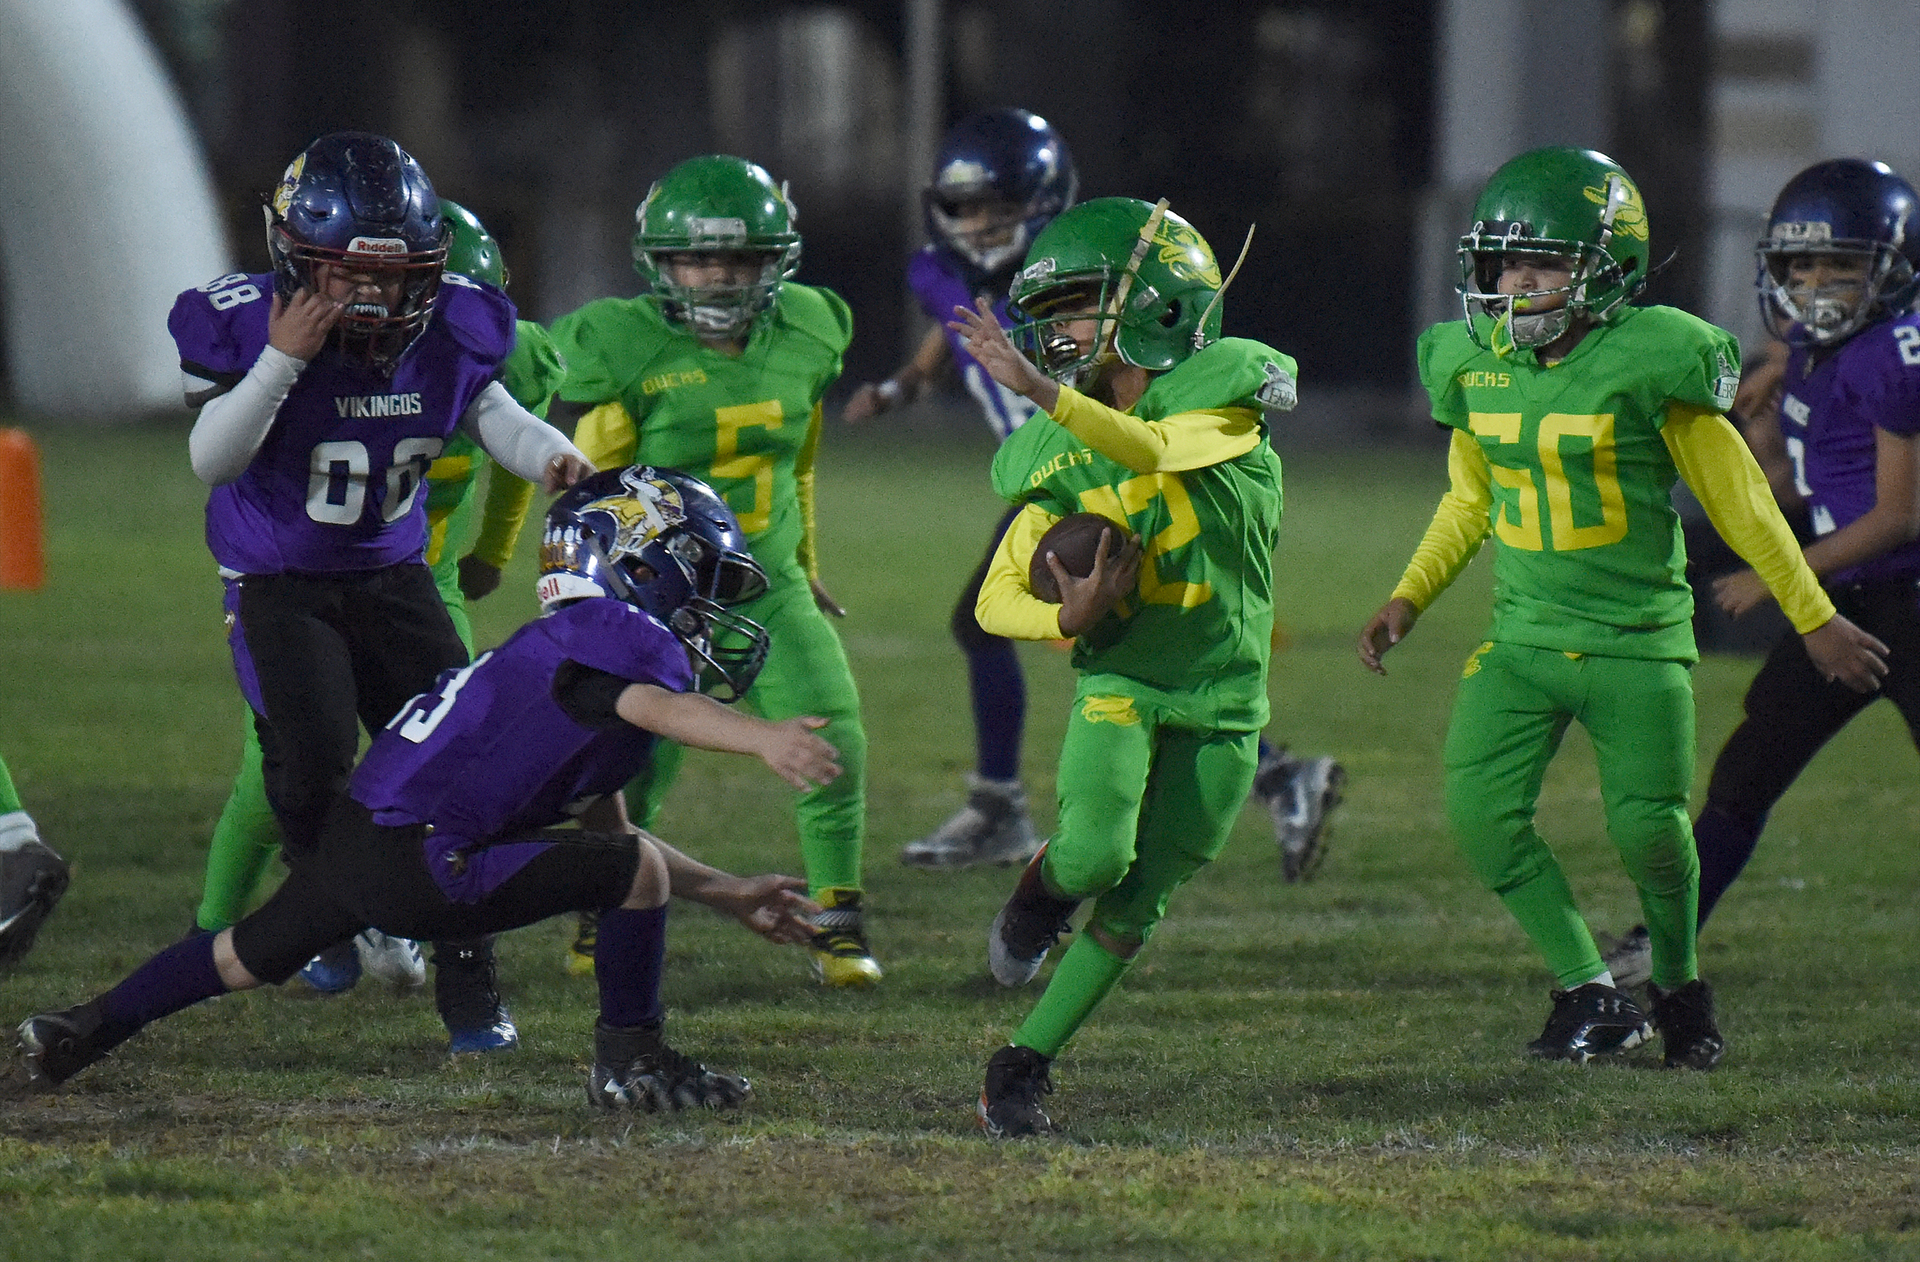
[468,464,537,569]
[574,401,638,470]
[1049,386,1262,473]
[974,502,1069,640]
[1390,429,1493,610]
[793,401,824,579]
[423,506,455,568]
[1663,403,1835,633]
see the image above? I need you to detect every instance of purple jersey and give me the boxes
[351,598,691,849]
[907,246,1038,441]
[170,272,515,574]
[1780,310,1920,584]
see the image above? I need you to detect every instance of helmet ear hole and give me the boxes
[1159,298,1183,329]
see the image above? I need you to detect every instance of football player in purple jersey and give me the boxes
[168,132,593,1052]
[17,468,840,1111]
[1604,158,1920,987]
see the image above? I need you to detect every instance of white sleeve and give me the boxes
[459,379,586,482]
[187,346,307,486]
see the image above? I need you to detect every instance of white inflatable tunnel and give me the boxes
[0,0,231,417]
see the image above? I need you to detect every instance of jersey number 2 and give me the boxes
[1468,412,1628,552]
[1075,473,1211,608]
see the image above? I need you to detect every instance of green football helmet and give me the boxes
[1007,196,1223,385]
[1458,146,1651,353]
[439,199,506,289]
[632,155,802,339]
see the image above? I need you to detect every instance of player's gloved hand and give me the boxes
[709,874,820,945]
[755,715,843,790]
[1357,597,1421,676]
[1055,527,1141,638]
[458,555,503,601]
[543,452,595,494]
[1803,613,1889,693]
[810,578,847,618]
[267,289,345,362]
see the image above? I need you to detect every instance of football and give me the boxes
[1028,512,1120,603]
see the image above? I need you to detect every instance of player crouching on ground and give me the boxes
[1356,147,1887,1069]
[951,197,1297,1137]
[16,468,840,1112]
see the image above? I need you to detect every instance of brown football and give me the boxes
[1028,512,1120,604]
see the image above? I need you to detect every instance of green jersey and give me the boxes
[547,283,852,577]
[1418,304,1740,662]
[991,338,1289,730]
[424,319,567,566]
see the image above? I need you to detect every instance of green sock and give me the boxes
[0,752,23,817]
[1010,933,1132,1059]
[1496,862,1606,990]
[195,723,283,932]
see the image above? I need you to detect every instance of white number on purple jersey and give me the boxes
[391,652,494,744]
[304,437,444,525]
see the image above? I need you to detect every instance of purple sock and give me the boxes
[1694,803,1765,929]
[967,637,1025,782]
[96,931,228,1046]
[595,905,667,1028]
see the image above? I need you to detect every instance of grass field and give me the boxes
[2,414,1918,1261]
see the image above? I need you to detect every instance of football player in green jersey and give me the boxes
[545,155,879,989]
[950,196,1298,1137]
[1356,147,1888,1069]
[189,200,569,1052]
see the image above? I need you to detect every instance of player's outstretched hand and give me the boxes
[1711,568,1772,618]
[810,577,847,618]
[1803,613,1889,693]
[842,382,887,424]
[267,289,345,362]
[709,874,820,945]
[948,297,1059,411]
[1055,526,1141,638]
[457,554,503,601]
[757,715,843,790]
[543,452,596,494]
[1358,597,1421,676]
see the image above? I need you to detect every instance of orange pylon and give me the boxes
[0,428,46,590]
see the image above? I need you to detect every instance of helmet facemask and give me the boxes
[1008,280,1118,388]
[644,247,795,341]
[1459,237,1625,354]
[1758,241,1909,346]
[927,193,1035,277]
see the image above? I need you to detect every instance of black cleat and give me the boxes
[0,839,71,971]
[434,939,519,1054]
[978,1044,1055,1139]
[18,1001,108,1089]
[1647,978,1726,1070]
[1526,982,1652,1063]
[988,846,1080,987]
[586,1020,751,1112]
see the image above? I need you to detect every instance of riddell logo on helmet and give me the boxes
[1774,221,1834,243]
[346,236,409,257]
[688,218,748,243]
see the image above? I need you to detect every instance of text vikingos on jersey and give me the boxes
[333,393,425,419]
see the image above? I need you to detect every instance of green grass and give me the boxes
[3,416,1919,1261]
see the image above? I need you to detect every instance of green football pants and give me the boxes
[1442,641,1699,989]
[1010,683,1258,1058]
[627,563,868,896]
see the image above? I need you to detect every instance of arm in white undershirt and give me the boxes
[459,379,587,483]
[186,346,306,486]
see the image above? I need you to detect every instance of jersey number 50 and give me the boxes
[1469,412,1628,552]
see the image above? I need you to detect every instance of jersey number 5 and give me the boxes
[711,400,783,533]
[1468,412,1628,552]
